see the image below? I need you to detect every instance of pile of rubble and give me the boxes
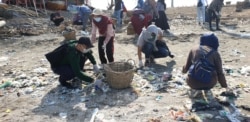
[236,0,250,12]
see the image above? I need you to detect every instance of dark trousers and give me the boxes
[52,56,87,84]
[155,11,170,30]
[142,40,171,59]
[207,9,220,29]
[98,36,114,64]
[53,65,75,84]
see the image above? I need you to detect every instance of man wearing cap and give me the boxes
[137,24,174,67]
[91,9,115,64]
[207,0,224,31]
[52,37,100,89]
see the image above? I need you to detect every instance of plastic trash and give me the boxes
[162,72,171,81]
[80,96,89,102]
[0,81,11,89]
[59,112,67,119]
[81,31,89,36]
[219,110,240,122]
[95,79,110,93]
[155,96,163,101]
[5,109,11,113]
[90,108,99,122]
[67,5,78,14]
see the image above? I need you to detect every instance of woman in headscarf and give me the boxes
[155,0,170,33]
[182,33,228,98]
[90,9,115,64]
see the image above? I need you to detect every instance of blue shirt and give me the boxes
[76,5,92,14]
[136,0,144,9]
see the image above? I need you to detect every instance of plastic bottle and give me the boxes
[162,72,169,81]
[0,81,11,89]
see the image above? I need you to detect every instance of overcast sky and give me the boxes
[90,0,245,10]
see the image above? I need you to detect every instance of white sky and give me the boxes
[90,0,245,10]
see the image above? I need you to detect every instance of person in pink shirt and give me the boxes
[90,9,115,64]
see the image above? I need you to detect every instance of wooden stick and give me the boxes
[32,0,38,17]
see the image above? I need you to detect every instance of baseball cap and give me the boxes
[78,37,94,48]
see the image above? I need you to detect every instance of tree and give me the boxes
[107,0,114,10]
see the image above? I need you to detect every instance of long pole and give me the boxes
[32,0,38,17]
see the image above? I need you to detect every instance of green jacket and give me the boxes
[59,40,96,83]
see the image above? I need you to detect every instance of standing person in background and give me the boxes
[113,0,122,29]
[155,0,170,33]
[197,0,208,26]
[91,9,115,64]
[120,0,127,26]
[67,4,93,34]
[135,0,144,9]
[143,0,159,23]
[207,0,224,31]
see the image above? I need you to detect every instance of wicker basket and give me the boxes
[46,1,66,10]
[62,30,76,41]
[104,61,135,89]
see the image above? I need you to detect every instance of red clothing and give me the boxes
[93,15,113,35]
[91,15,115,44]
[131,14,152,35]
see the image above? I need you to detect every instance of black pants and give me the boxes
[98,36,114,64]
[52,55,87,85]
[207,9,220,29]
[155,11,170,30]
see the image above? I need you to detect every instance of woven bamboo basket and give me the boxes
[62,30,76,41]
[46,1,66,10]
[104,61,135,89]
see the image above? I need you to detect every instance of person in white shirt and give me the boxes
[197,0,208,25]
[137,25,174,67]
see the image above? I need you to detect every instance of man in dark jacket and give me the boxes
[207,0,224,31]
[50,12,64,26]
[52,37,100,89]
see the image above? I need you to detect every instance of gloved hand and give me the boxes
[93,64,100,74]
[102,43,107,50]
[82,48,92,53]
[138,60,143,68]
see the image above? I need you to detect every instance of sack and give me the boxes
[188,47,215,83]
[197,0,203,7]
[50,12,64,26]
[45,41,76,68]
